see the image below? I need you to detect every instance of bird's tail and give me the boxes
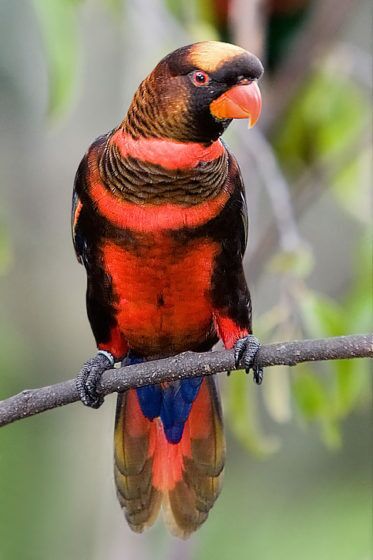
[114,376,225,538]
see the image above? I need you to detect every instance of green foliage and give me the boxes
[294,245,371,447]
[165,0,215,25]
[227,66,372,456]
[332,146,371,225]
[164,0,219,40]
[228,233,371,455]
[274,71,368,177]
[32,0,82,116]
[225,371,279,456]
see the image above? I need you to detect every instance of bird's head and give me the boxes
[123,41,264,144]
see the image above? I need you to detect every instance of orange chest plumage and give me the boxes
[101,232,219,356]
[85,138,232,356]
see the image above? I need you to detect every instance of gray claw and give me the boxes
[76,352,114,409]
[253,363,264,385]
[234,335,263,385]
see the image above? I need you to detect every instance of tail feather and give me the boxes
[114,390,162,532]
[164,377,225,537]
[114,377,225,537]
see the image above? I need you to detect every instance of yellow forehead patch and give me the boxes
[189,41,247,73]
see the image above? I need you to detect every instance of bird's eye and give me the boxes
[191,70,209,87]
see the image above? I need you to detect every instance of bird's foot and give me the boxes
[234,335,263,385]
[76,350,115,408]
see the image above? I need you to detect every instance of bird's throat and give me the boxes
[112,128,225,171]
[99,132,229,206]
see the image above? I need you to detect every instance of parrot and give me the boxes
[72,41,264,538]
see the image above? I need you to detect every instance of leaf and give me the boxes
[196,0,216,27]
[275,71,367,177]
[292,369,328,420]
[293,366,342,449]
[262,366,292,423]
[331,147,371,225]
[331,359,367,417]
[164,0,216,26]
[164,0,186,22]
[294,254,372,444]
[319,416,342,449]
[298,289,346,338]
[225,371,279,457]
[33,0,81,116]
[344,235,373,333]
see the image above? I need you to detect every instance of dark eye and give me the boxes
[191,70,209,86]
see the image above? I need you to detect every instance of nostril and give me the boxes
[237,77,251,85]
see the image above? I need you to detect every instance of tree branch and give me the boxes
[0,334,371,428]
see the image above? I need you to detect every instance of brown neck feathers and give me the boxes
[99,137,228,206]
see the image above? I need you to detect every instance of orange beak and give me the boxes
[210,81,262,128]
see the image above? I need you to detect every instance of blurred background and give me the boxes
[0,0,371,559]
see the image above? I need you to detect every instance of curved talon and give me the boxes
[252,362,264,385]
[234,335,263,385]
[76,351,114,408]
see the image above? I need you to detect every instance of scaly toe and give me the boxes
[76,351,114,408]
[234,335,263,384]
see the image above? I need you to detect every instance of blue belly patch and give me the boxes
[125,353,202,444]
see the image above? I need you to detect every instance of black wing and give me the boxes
[71,138,119,348]
[206,147,252,332]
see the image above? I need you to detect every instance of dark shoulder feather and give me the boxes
[71,134,109,264]
[224,144,248,258]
